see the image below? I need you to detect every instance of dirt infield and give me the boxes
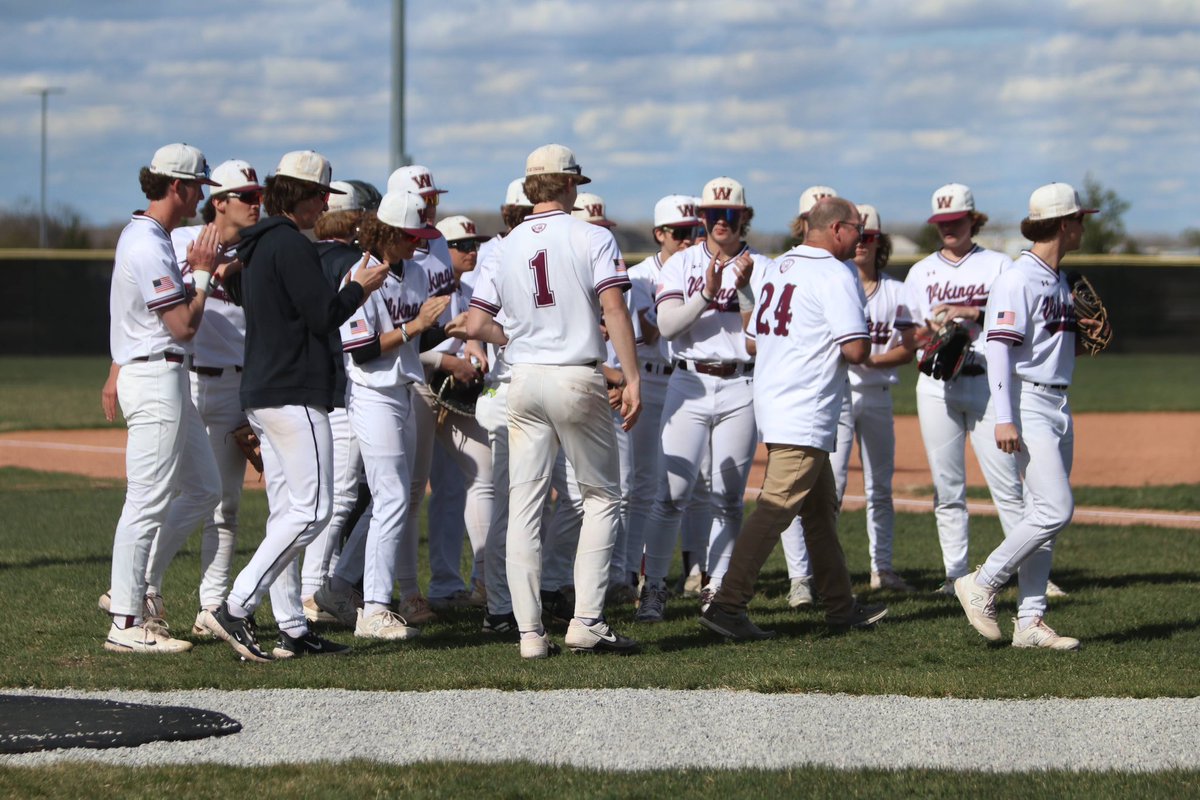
[2,413,1198,528]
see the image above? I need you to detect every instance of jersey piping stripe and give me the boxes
[834,331,870,344]
[342,333,379,352]
[987,330,1024,344]
[469,297,501,316]
[654,290,685,308]
[934,244,982,267]
[1021,249,1060,278]
[146,293,186,311]
[595,275,631,293]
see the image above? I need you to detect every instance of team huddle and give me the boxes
[100,140,1104,661]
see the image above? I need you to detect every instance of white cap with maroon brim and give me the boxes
[377,191,439,239]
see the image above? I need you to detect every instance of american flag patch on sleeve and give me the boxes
[996,311,1016,326]
[152,276,176,294]
[349,319,369,336]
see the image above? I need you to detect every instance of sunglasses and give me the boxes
[448,239,480,253]
[859,232,879,245]
[422,192,440,208]
[701,208,743,229]
[838,220,866,238]
[663,225,703,242]
[226,191,262,205]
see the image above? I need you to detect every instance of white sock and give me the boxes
[1017,617,1039,631]
[520,628,545,640]
[364,602,390,619]
[281,622,308,638]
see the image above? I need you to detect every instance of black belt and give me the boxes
[674,359,754,378]
[190,365,243,377]
[131,352,184,364]
[644,362,674,376]
[1030,382,1068,391]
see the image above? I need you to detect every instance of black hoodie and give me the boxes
[227,216,364,411]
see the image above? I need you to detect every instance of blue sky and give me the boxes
[1,0,1197,235]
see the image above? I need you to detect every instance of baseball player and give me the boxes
[103,143,222,654]
[904,184,1028,595]
[334,191,448,639]
[636,177,772,623]
[136,160,263,636]
[383,164,461,625]
[423,214,493,609]
[300,181,385,624]
[701,197,887,640]
[625,195,704,595]
[466,143,640,658]
[955,182,1100,650]
[206,150,389,661]
[779,205,919,599]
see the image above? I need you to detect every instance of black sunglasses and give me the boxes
[701,208,743,229]
[664,225,703,242]
[449,239,480,253]
[226,190,262,205]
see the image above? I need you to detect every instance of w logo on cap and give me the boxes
[462,221,477,235]
[711,187,732,201]
[936,195,954,209]
[241,167,258,182]
[586,204,603,217]
[412,173,434,190]
[678,203,695,217]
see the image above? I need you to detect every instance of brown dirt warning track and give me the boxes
[1,413,1198,528]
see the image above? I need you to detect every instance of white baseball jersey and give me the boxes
[172,225,246,368]
[109,213,190,365]
[904,245,1011,361]
[339,256,428,389]
[472,235,513,386]
[628,253,670,366]
[984,250,1077,386]
[851,273,915,389]
[469,210,628,366]
[655,242,772,363]
[748,245,869,451]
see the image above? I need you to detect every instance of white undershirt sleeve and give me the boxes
[986,337,1016,425]
[655,292,709,340]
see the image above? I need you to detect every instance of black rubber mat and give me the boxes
[0,695,242,753]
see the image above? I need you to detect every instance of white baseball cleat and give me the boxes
[519,631,560,660]
[871,569,915,593]
[954,570,1002,641]
[303,596,337,624]
[787,577,814,608]
[103,622,192,654]
[1011,618,1080,650]
[354,609,420,641]
[1045,580,1069,598]
[564,619,639,655]
[935,578,957,597]
[192,608,218,636]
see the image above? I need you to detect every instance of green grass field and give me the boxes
[1,354,1198,430]
[3,468,1197,698]
[915,483,1200,511]
[3,761,1198,799]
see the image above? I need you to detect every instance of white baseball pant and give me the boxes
[977,383,1072,621]
[111,360,219,617]
[916,372,1025,579]
[642,369,757,585]
[227,405,333,633]
[300,406,361,598]
[506,364,620,632]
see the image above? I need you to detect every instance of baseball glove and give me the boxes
[230,423,264,475]
[430,370,484,427]
[919,319,973,381]
[1065,271,1113,356]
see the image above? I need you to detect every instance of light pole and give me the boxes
[391,0,411,171]
[26,86,64,249]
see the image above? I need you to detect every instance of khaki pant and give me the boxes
[713,443,855,622]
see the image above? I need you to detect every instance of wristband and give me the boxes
[400,323,411,344]
[700,289,715,304]
[737,283,755,312]
[192,270,213,295]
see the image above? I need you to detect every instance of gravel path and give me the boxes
[3,689,1197,772]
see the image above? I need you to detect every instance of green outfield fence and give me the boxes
[2,250,1198,355]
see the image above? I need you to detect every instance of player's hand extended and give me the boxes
[213,256,242,286]
[463,340,489,374]
[352,254,390,297]
[703,252,724,300]
[441,354,481,384]
[994,421,1021,454]
[415,295,452,329]
[444,311,469,340]
[187,223,220,274]
[731,251,754,289]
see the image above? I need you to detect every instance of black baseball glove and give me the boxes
[1065,270,1113,356]
[430,369,484,426]
[919,319,973,381]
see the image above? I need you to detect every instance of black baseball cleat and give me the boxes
[564,618,639,654]
[211,602,274,663]
[540,589,574,624]
[699,605,777,641]
[481,611,519,636]
[272,630,351,659]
